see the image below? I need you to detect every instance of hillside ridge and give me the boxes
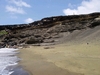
[0,12,100,48]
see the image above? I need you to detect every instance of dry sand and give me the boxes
[19,41,100,75]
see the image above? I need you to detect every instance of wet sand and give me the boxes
[19,42,100,75]
[11,65,29,75]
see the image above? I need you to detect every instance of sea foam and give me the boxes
[0,48,19,75]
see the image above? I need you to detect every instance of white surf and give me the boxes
[0,48,19,75]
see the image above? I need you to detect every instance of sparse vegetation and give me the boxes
[0,30,8,36]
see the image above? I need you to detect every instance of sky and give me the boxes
[0,0,100,25]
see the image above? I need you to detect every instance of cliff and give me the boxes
[0,12,100,48]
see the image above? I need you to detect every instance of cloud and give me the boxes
[6,0,31,14]
[8,0,31,7]
[63,0,100,15]
[6,5,25,14]
[24,18,34,23]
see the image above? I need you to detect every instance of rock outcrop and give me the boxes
[0,12,100,48]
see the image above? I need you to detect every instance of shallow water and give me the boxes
[0,48,19,75]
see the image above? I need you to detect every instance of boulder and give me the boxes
[8,42,17,46]
[90,17,100,28]
[0,42,6,48]
[25,37,43,44]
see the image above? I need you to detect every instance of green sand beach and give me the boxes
[19,41,100,75]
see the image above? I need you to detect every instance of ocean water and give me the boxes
[0,48,19,75]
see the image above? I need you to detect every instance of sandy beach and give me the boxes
[19,41,100,75]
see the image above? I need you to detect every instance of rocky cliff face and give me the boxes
[0,12,100,48]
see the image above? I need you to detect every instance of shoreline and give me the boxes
[0,47,30,75]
